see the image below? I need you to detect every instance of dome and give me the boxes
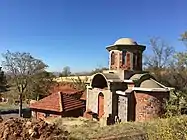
[140,79,162,88]
[114,38,138,45]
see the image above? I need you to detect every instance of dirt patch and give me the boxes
[0,117,69,140]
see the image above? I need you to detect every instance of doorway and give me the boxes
[98,92,104,118]
[118,95,128,122]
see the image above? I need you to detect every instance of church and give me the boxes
[84,38,171,124]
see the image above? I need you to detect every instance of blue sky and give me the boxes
[0,0,186,72]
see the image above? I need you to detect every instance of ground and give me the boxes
[0,117,69,140]
[47,117,147,139]
[47,115,187,140]
[1,114,187,140]
[1,113,19,120]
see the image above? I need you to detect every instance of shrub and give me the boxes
[142,116,187,140]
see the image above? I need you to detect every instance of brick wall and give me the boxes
[110,51,119,70]
[36,112,61,120]
[110,50,134,71]
[109,50,143,71]
[110,51,132,70]
[134,91,169,122]
[62,108,84,117]
[32,108,84,120]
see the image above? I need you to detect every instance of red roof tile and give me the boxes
[60,89,84,95]
[50,83,83,95]
[30,92,85,112]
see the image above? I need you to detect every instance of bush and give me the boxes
[143,115,187,140]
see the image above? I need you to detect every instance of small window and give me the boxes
[111,52,115,65]
[126,53,130,63]
[137,53,141,68]
[133,53,137,68]
[126,53,131,69]
[122,50,126,65]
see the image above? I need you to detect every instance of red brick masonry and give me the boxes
[134,91,169,121]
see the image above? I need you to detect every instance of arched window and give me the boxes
[133,53,137,69]
[111,52,115,65]
[122,50,126,65]
[91,74,108,89]
[126,52,131,68]
[137,52,141,69]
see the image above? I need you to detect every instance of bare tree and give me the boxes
[181,31,187,41]
[143,33,187,115]
[2,50,47,117]
[144,37,175,69]
[158,32,187,115]
[180,31,187,46]
[143,37,175,89]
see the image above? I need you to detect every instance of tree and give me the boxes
[162,53,187,115]
[144,37,175,69]
[180,31,187,46]
[60,66,71,77]
[156,32,187,116]
[26,71,56,100]
[2,50,47,117]
[0,67,7,93]
[144,37,175,83]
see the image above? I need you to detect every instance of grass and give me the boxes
[49,117,145,139]
[49,115,187,140]
[0,103,19,111]
[0,102,28,111]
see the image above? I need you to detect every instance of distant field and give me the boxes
[54,76,92,83]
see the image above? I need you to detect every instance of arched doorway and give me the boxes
[98,92,104,118]
[91,74,108,89]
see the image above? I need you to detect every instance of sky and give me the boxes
[0,0,186,72]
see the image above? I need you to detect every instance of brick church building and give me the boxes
[85,38,171,124]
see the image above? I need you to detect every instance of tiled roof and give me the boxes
[62,94,85,111]
[61,88,84,95]
[50,84,83,95]
[30,92,85,112]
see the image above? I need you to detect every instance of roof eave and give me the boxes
[30,107,62,113]
[106,44,146,51]
[123,80,134,83]
[132,87,169,92]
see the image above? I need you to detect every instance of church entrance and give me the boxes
[98,92,104,118]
